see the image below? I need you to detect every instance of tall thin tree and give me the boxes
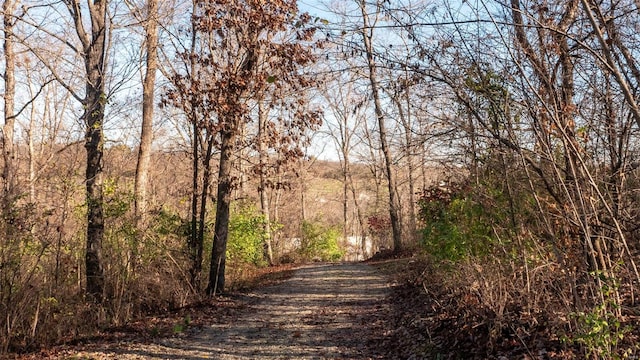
[133,0,159,253]
[122,0,160,275]
[2,0,18,211]
[64,0,109,302]
[358,0,402,253]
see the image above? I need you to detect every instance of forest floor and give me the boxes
[8,255,634,359]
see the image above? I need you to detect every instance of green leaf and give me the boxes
[266,76,276,83]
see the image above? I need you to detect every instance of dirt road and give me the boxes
[72,263,390,359]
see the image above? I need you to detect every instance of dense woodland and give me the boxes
[1,0,640,358]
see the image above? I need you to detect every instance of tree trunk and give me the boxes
[363,122,382,213]
[206,128,235,295]
[195,137,213,288]
[2,0,17,211]
[68,0,109,302]
[134,0,159,255]
[406,154,417,241]
[342,159,349,247]
[421,142,428,193]
[349,175,367,259]
[187,14,201,290]
[260,182,273,264]
[189,120,200,288]
[394,88,417,242]
[345,152,367,259]
[257,101,273,265]
[84,83,106,302]
[28,113,35,203]
[273,174,282,257]
[359,0,402,253]
[236,122,247,199]
[300,161,307,222]
[26,75,36,204]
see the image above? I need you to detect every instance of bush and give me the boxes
[227,204,270,266]
[298,220,344,262]
[418,182,493,262]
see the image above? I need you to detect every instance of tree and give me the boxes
[358,0,402,253]
[403,0,640,320]
[385,67,420,243]
[321,71,369,258]
[2,0,18,211]
[256,100,274,264]
[7,0,118,304]
[64,0,110,302]
[159,0,211,289]
[133,0,159,259]
[165,0,322,294]
[579,0,640,128]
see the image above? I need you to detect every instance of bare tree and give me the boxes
[358,0,402,253]
[321,71,369,258]
[386,71,419,242]
[64,0,110,302]
[579,0,640,128]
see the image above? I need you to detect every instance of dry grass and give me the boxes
[3,264,298,359]
[369,251,640,359]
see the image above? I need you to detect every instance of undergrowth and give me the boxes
[400,179,640,359]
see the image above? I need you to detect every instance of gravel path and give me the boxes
[72,263,390,359]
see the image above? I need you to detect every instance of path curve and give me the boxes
[75,262,390,359]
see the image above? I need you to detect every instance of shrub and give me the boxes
[418,182,493,262]
[367,214,392,250]
[298,220,344,262]
[227,204,270,266]
[568,272,633,359]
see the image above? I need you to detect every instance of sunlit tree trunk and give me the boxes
[346,158,368,259]
[272,175,282,259]
[362,121,383,213]
[134,0,159,259]
[26,76,36,204]
[2,0,18,211]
